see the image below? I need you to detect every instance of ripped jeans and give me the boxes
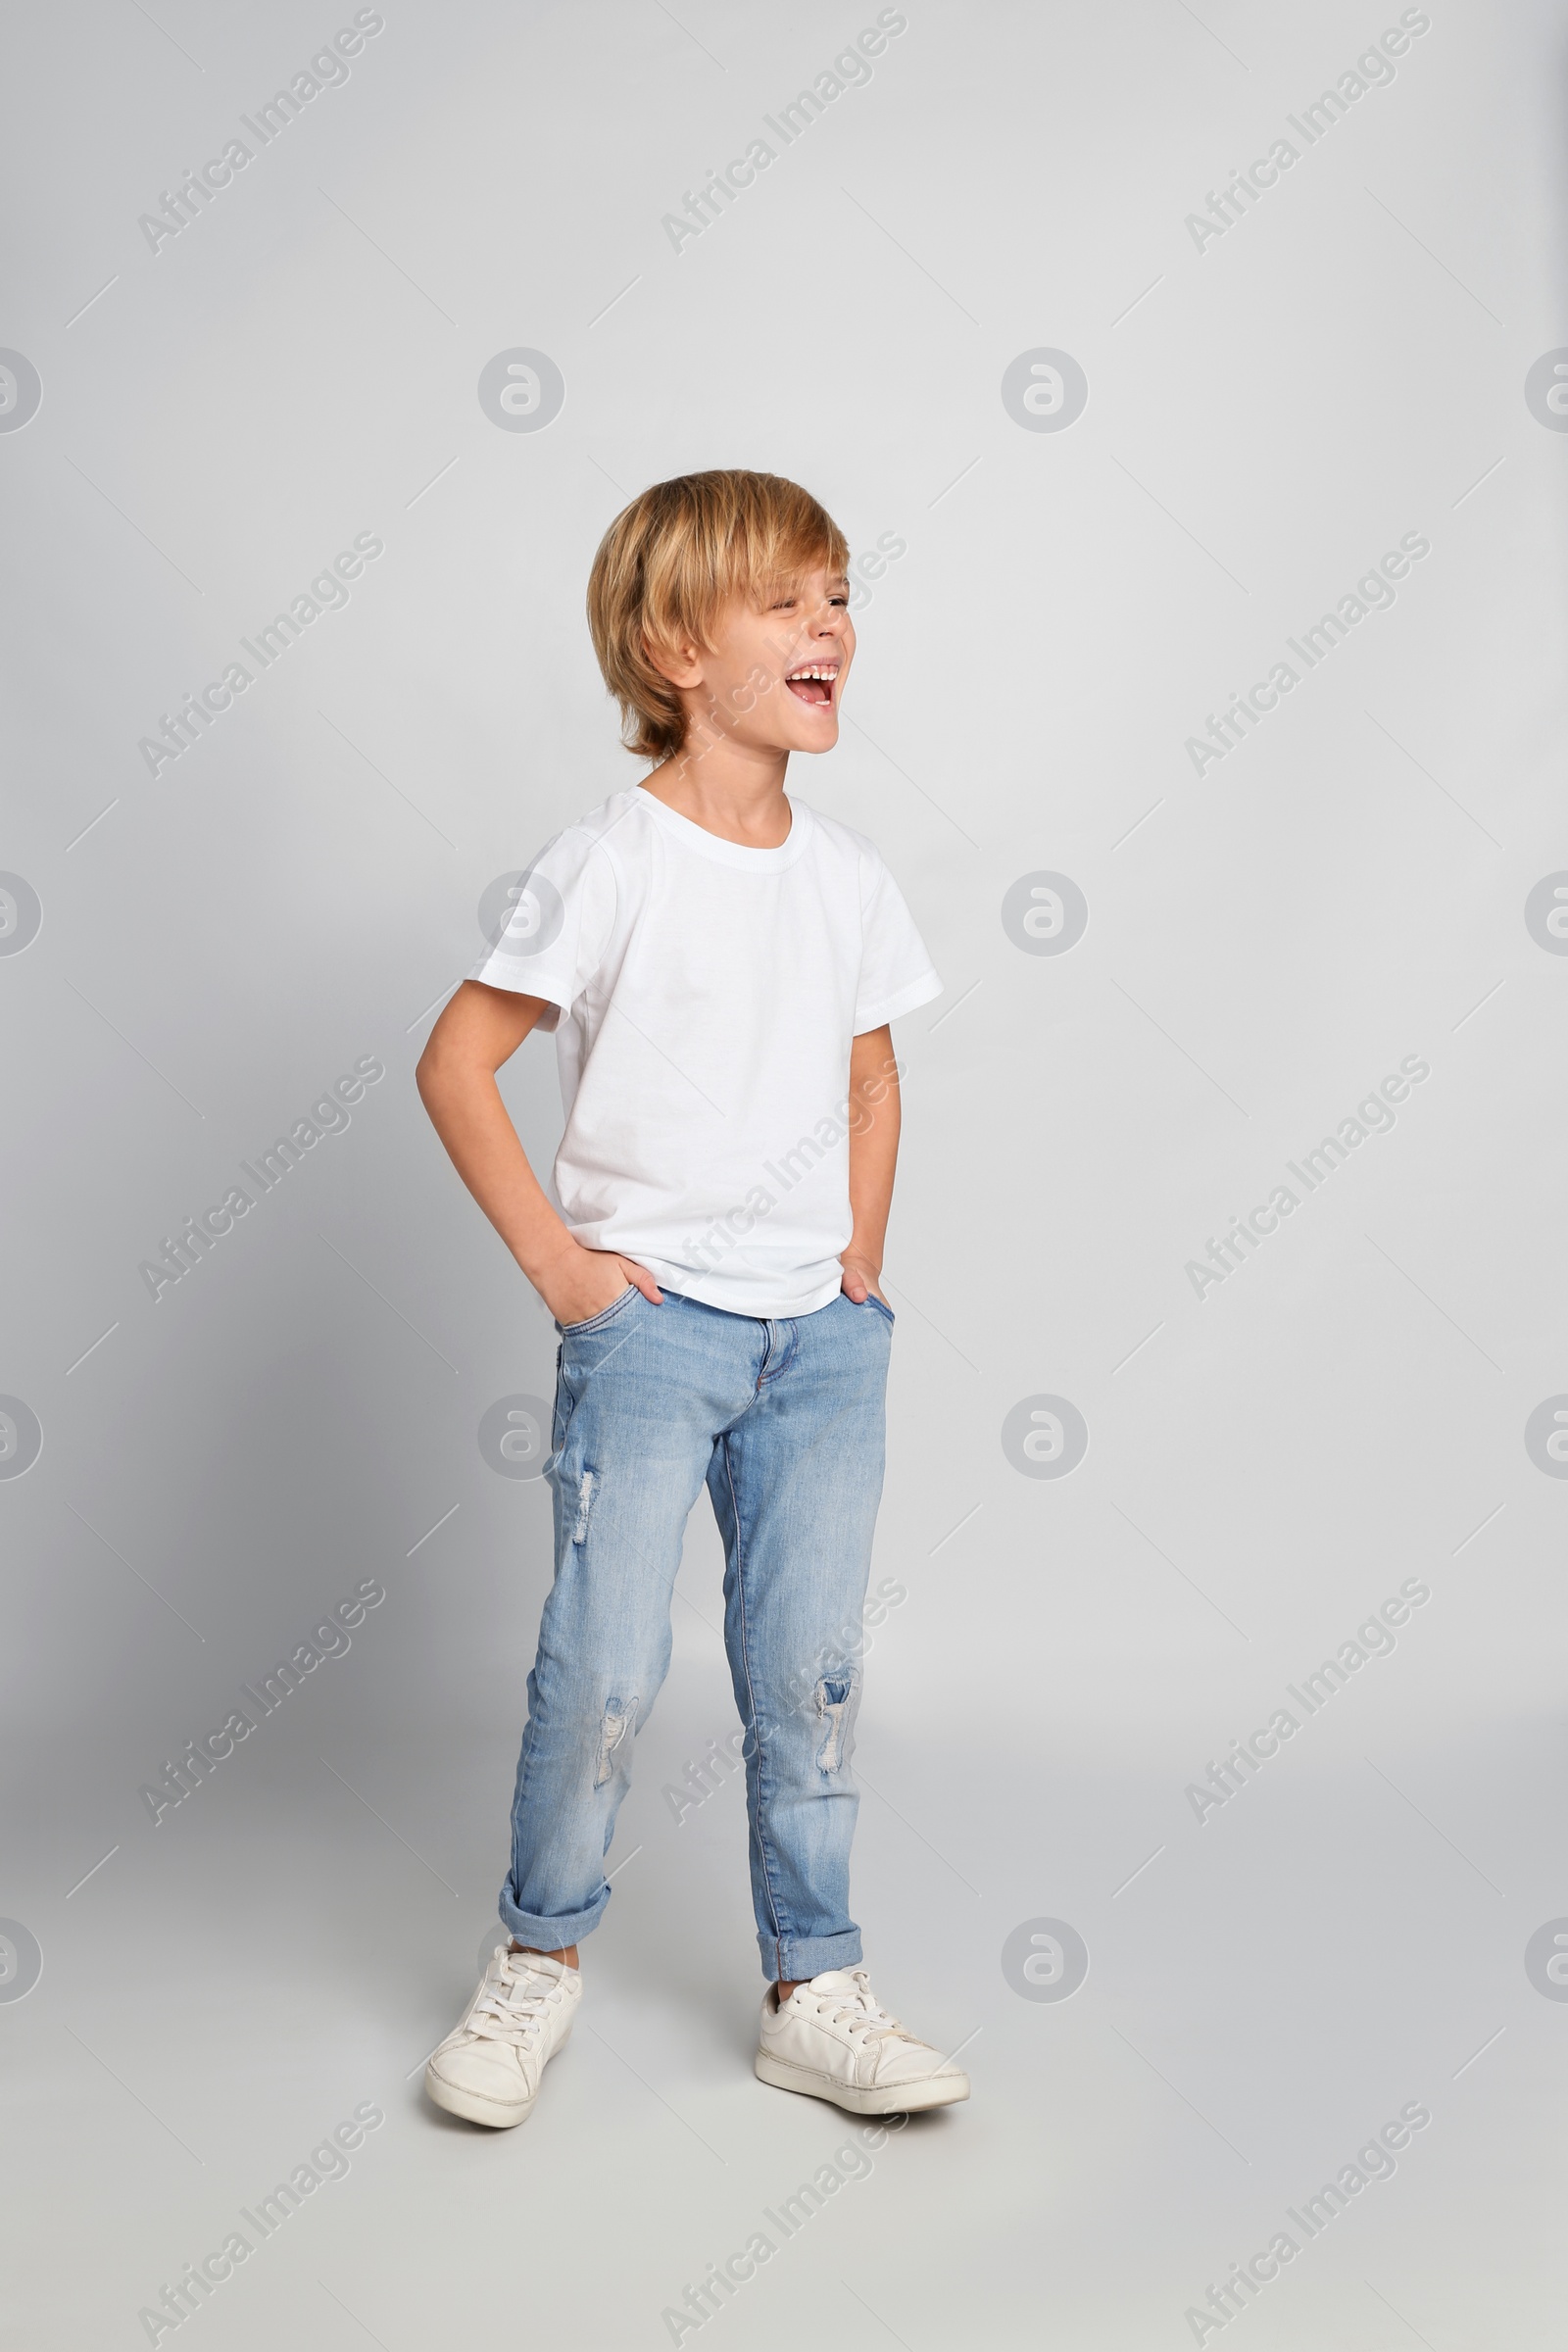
[501,1285,893,1982]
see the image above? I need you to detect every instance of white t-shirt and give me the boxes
[468,785,942,1316]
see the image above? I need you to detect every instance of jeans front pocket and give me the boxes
[558,1284,638,1339]
[864,1293,896,1326]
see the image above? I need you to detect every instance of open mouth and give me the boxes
[784,663,838,708]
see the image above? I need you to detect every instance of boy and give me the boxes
[416,469,966,2127]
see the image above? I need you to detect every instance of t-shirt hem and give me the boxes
[854,968,943,1031]
[640,1264,847,1319]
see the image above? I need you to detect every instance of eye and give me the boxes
[770,598,797,612]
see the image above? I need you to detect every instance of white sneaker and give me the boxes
[424,1946,580,2129]
[754,1966,969,2115]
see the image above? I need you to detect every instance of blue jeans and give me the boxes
[500,1285,893,1981]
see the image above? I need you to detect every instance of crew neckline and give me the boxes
[634,785,812,871]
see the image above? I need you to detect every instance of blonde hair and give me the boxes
[586,469,850,760]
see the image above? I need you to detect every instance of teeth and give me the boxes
[788,665,837,681]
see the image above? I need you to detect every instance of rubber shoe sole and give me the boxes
[424,2024,572,2129]
[754,2046,968,2115]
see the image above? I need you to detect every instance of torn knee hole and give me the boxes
[594,1695,637,1788]
[813,1673,859,1773]
[570,1468,596,1544]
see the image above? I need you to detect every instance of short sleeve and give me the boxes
[854,848,943,1031]
[467,828,617,1032]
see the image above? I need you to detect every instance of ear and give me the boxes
[644,632,706,691]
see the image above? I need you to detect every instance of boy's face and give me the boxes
[662,564,856,759]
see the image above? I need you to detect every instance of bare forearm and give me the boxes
[844,1025,901,1273]
[416,979,662,1326]
[416,1056,574,1283]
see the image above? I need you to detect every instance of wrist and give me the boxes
[518,1230,581,1289]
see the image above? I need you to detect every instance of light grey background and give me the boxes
[4,1,1565,2344]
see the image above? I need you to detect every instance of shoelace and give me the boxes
[466,1955,566,2046]
[814,1969,920,2048]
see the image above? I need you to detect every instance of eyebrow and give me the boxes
[761,568,850,600]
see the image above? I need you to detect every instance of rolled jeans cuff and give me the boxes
[759,1925,863,1983]
[500,1881,610,1952]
